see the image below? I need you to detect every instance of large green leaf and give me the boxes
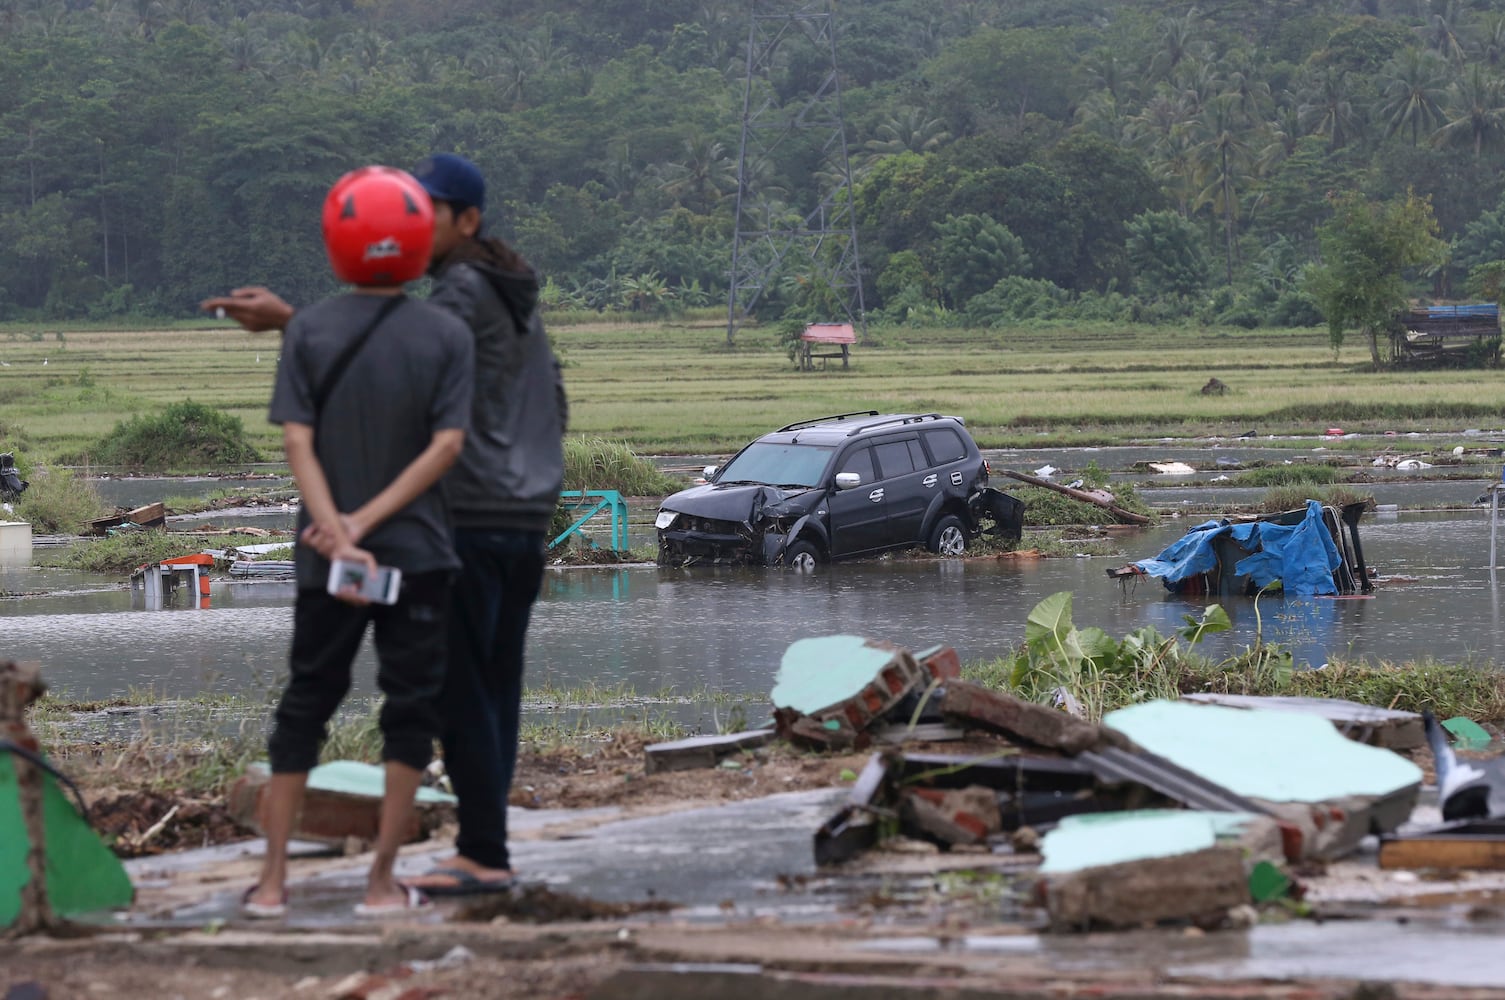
[1076,625,1121,671]
[1024,591,1074,650]
[1181,604,1232,643]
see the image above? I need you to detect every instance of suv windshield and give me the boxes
[716,442,834,488]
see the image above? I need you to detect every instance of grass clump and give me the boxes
[1257,485,1374,514]
[1232,464,1344,487]
[87,400,261,472]
[34,530,291,573]
[1007,483,1152,526]
[14,466,108,532]
[563,436,683,496]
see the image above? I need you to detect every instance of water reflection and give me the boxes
[5,510,1505,702]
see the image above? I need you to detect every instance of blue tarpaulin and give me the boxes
[1134,500,1342,596]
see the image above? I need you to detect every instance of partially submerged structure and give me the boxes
[1108,500,1373,597]
[1394,303,1501,366]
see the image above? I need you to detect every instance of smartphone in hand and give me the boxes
[327,559,402,605]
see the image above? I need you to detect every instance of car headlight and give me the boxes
[655,510,678,529]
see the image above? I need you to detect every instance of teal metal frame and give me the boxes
[549,490,630,551]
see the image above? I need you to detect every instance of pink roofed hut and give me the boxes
[799,322,855,371]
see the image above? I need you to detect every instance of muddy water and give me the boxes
[4,508,1505,704]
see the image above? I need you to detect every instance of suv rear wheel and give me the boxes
[929,515,967,557]
[783,539,820,572]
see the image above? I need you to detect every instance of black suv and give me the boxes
[655,411,1023,570]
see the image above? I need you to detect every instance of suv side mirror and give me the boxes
[835,472,862,490]
[703,465,718,479]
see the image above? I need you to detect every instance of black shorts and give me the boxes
[267,570,451,773]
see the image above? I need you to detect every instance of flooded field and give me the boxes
[4,507,1504,708]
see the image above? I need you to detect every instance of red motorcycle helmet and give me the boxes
[321,166,434,286]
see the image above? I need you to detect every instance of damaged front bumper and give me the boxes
[657,512,787,566]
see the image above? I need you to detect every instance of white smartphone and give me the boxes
[326,559,402,605]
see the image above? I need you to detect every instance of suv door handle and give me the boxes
[868,489,884,502]
[923,474,938,488]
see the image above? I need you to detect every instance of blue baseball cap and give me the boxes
[413,153,486,213]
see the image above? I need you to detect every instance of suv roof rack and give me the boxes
[776,410,880,433]
[845,413,944,437]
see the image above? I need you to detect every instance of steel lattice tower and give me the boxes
[726,0,865,345]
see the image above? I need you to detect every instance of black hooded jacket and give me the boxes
[429,237,567,532]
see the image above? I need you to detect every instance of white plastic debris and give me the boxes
[1034,464,1057,478]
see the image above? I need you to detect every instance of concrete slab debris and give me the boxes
[1041,843,1250,931]
[1180,693,1423,750]
[643,729,775,773]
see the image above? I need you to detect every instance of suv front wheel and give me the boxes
[929,515,967,557]
[782,539,820,572]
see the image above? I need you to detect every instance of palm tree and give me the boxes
[1257,99,1303,174]
[1148,6,1206,83]
[1297,67,1357,151]
[1222,49,1273,121]
[1433,63,1505,158]
[1082,49,1136,105]
[1378,49,1449,145]
[1475,12,1505,68]
[657,137,737,214]
[1417,0,1468,65]
[1192,95,1255,283]
[1171,57,1223,116]
[863,108,952,158]
[1129,86,1202,216]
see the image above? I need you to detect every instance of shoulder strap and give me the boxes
[311,293,406,415]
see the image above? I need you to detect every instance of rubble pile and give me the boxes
[641,633,1495,933]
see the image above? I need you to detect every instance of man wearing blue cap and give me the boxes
[205,153,567,895]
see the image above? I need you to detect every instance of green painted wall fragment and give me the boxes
[1040,810,1247,873]
[1105,700,1422,802]
[770,635,898,715]
[1,754,134,928]
[246,760,458,804]
[1442,716,1492,751]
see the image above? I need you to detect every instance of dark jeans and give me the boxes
[268,571,451,774]
[442,528,545,871]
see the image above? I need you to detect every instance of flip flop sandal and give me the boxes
[410,866,517,897]
[353,883,433,919]
[240,884,288,919]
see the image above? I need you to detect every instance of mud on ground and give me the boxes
[57,730,872,857]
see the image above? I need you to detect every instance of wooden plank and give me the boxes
[1379,836,1505,871]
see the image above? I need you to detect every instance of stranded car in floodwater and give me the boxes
[655,411,1025,570]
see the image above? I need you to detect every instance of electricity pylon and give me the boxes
[727,0,865,345]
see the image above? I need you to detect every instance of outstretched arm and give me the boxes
[201,287,296,333]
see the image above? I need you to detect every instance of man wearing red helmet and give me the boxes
[205,153,566,901]
[242,166,475,919]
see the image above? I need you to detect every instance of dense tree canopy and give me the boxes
[1,0,1504,333]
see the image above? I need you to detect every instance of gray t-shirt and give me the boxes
[269,293,474,588]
